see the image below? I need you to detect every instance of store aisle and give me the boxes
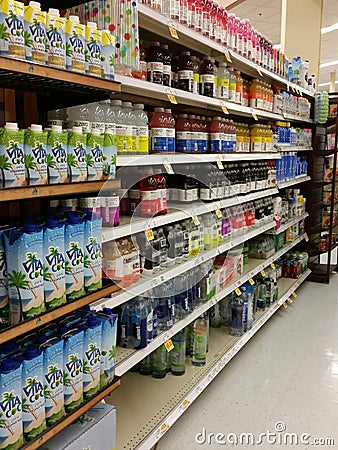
[157,277,338,450]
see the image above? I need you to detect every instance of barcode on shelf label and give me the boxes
[292,292,298,298]
[270,263,276,269]
[224,48,232,63]
[168,25,179,39]
[192,215,200,226]
[163,162,174,174]
[249,278,255,285]
[164,339,174,352]
[217,160,224,169]
[167,92,178,104]
[145,229,154,241]
[283,302,288,309]
[215,209,223,219]
[287,297,293,304]
[235,287,241,296]
[261,269,266,277]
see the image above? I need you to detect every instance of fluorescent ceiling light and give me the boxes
[320,60,338,68]
[319,81,338,87]
[321,23,338,34]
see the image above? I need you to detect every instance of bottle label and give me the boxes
[137,126,149,153]
[152,128,169,152]
[73,120,91,133]
[105,123,116,135]
[148,62,163,84]
[176,131,191,153]
[167,128,176,152]
[200,187,212,200]
[229,84,236,101]
[170,0,179,17]
[210,133,222,152]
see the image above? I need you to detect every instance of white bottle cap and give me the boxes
[30,124,43,132]
[72,126,82,134]
[48,8,60,16]
[133,104,144,110]
[91,129,101,136]
[122,102,132,108]
[29,1,41,9]
[111,99,122,106]
[87,21,97,29]
[51,125,62,132]
[5,122,19,131]
[69,15,80,23]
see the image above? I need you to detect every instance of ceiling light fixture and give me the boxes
[321,23,338,34]
[320,60,338,68]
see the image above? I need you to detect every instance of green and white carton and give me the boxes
[67,127,87,182]
[96,309,118,388]
[47,125,68,184]
[103,133,117,180]
[0,229,9,328]
[24,125,48,186]
[0,123,25,188]
[84,215,102,293]
[87,131,104,181]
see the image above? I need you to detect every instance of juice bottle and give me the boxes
[188,114,199,152]
[194,0,202,33]
[178,51,193,92]
[176,113,191,153]
[133,104,149,154]
[46,125,69,186]
[110,99,127,155]
[161,44,171,87]
[65,15,85,73]
[179,0,188,25]
[102,240,123,285]
[96,308,118,388]
[191,55,200,94]
[84,212,102,293]
[154,169,167,215]
[199,116,208,153]
[139,168,158,217]
[46,8,66,69]
[150,107,168,153]
[201,0,211,38]
[24,1,46,63]
[164,108,176,152]
[87,129,104,181]
[228,67,236,103]
[199,56,216,98]
[235,70,243,104]
[80,316,101,400]
[210,116,222,153]
[122,102,135,154]
[67,126,87,182]
[187,0,195,29]
[216,62,229,100]
[147,41,163,84]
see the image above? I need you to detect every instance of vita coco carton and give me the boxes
[19,347,46,441]
[24,125,48,186]
[40,337,65,427]
[67,127,87,183]
[81,317,101,400]
[24,2,46,63]
[0,229,9,328]
[103,133,117,180]
[43,218,66,311]
[101,29,115,80]
[0,0,25,59]
[0,358,24,450]
[85,22,102,77]
[4,224,45,325]
[65,15,85,73]
[96,309,118,388]
[61,328,84,413]
[65,215,85,302]
[47,125,68,184]
[87,131,104,181]
[0,123,25,188]
[46,9,65,69]
[84,215,102,293]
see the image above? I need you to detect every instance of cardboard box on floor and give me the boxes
[41,404,116,450]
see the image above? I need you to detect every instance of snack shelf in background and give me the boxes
[108,269,311,450]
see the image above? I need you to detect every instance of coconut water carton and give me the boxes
[46,9,65,69]
[87,131,104,181]
[85,22,102,77]
[96,309,118,388]
[65,214,85,302]
[84,214,102,294]
[4,224,45,325]
[101,30,115,80]
[24,125,48,186]
[43,218,66,311]
[81,317,101,400]
[0,0,25,59]
[61,328,84,413]
[0,358,24,450]
[40,337,65,427]
[0,229,9,329]
[67,127,87,183]
[24,2,46,63]
[0,123,25,188]
[47,125,68,184]
[65,15,85,73]
[103,133,117,180]
[19,347,46,441]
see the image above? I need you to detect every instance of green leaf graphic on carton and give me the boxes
[0,23,9,41]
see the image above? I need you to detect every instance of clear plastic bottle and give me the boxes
[199,56,216,98]
[170,329,186,375]
[110,100,127,154]
[230,293,244,336]
[133,104,149,154]
[122,102,135,154]
[228,67,236,103]
[151,345,167,378]
[191,55,200,95]
[192,314,207,366]
[216,62,230,100]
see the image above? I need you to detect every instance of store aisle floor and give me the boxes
[157,277,338,450]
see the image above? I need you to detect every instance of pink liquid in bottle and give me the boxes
[194,0,203,33]
[187,0,196,29]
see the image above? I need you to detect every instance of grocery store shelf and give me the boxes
[283,113,314,124]
[116,152,281,167]
[102,187,278,242]
[137,4,314,98]
[92,221,275,311]
[109,269,311,450]
[114,232,307,377]
[0,56,120,97]
[265,213,308,235]
[23,378,120,450]
[0,283,120,345]
[277,175,311,189]
[278,145,313,152]
[0,179,120,202]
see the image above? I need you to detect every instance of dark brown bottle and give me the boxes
[147,41,163,84]
[178,51,193,92]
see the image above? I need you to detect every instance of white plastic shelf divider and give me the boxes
[92,221,275,311]
[109,268,311,450]
[114,231,307,377]
[277,175,311,190]
[278,145,313,152]
[116,152,281,167]
[102,187,278,242]
[265,212,309,235]
[137,4,314,99]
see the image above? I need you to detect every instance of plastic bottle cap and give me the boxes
[91,129,101,136]
[161,44,169,50]
[0,358,18,373]
[133,104,144,110]
[111,99,122,106]
[51,125,62,132]
[30,124,43,132]
[154,107,164,112]
[23,222,37,233]
[46,216,60,229]
[150,41,160,46]
[87,316,100,328]
[25,346,40,359]
[48,8,59,16]
[102,307,113,315]
[67,213,81,225]
[72,126,82,134]
[87,21,97,29]
[181,51,190,56]
[69,15,80,23]
[29,1,41,9]
[4,122,19,131]
[122,102,132,108]
[179,114,188,118]
[164,109,172,113]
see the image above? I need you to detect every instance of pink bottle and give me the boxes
[194,0,203,33]
[170,0,180,21]
[154,168,167,215]
[235,17,243,55]
[139,168,158,217]
[209,2,217,40]
[202,0,212,38]
[227,13,236,50]
[179,0,188,25]
[218,6,227,45]
[187,0,196,29]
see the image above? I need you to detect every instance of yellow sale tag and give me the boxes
[249,278,255,286]
[235,287,241,296]
[261,270,266,277]
[168,26,179,39]
[257,67,263,77]
[181,398,190,409]
[160,422,170,433]
[163,162,174,174]
[304,233,309,242]
[145,229,154,241]
[251,110,259,121]
[215,209,223,218]
[192,215,200,226]
[283,302,288,309]
[270,263,276,269]
[167,92,178,104]
[224,49,232,63]
[222,105,229,115]
[217,160,224,169]
[292,292,298,298]
[287,297,293,304]
[164,339,174,352]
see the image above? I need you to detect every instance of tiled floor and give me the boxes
[157,276,338,449]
